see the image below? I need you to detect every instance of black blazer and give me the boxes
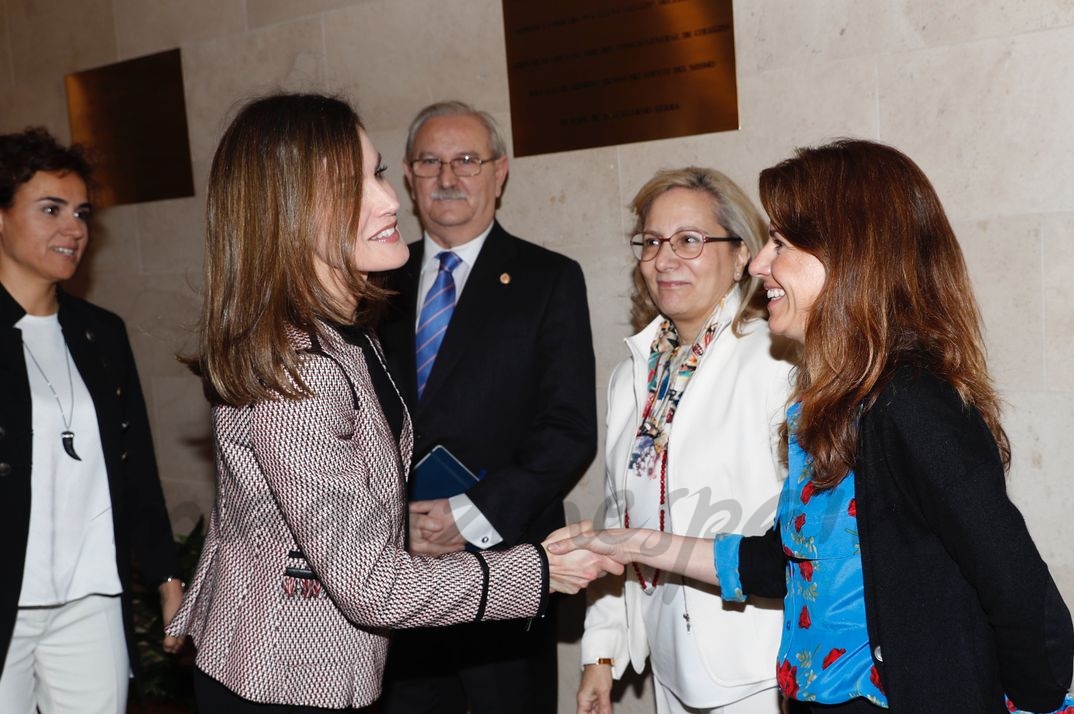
[0,284,177,675]
[378,222,597,546]
[740,366,1073,712]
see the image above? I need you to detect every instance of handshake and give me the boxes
[542,526,707,595]
[406,499,674,595]
[541,523,641,595]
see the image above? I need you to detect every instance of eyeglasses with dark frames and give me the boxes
[631,230,742,261]
[409,154,498,178]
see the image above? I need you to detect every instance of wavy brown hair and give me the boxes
[628,167,768,334]
[194,93,389,406]
[759,139,1009,487]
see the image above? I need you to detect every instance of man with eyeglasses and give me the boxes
[378,101,597,714]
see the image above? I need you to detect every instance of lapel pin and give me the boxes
[500,272,511,285]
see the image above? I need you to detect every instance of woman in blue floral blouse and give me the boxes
[552,139,1074,714]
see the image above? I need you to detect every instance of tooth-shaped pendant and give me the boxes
[62,430,82,461]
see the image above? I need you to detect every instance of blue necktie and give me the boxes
[416,251,462,399]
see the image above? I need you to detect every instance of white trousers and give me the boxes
[654,681,780,714]
[0,594,128,714]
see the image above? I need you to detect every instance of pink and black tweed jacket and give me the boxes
[167,323,548,708]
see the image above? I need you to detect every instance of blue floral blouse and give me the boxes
[776,404,883,706]
[714,403,1074,713]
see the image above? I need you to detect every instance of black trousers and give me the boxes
[193,667,367,713]
[379,611,558,714]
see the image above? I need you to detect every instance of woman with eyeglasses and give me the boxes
[577,168,795,714]
[559,141,1074,713]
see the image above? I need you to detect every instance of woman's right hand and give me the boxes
[543,521,625,594]
[577,663,614,714]
[159,578,186,654]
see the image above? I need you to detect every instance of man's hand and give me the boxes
[577,663,614,714]
[409,498,468,555]
[543,521,624,594]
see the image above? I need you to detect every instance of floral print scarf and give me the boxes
[627,297,732,483]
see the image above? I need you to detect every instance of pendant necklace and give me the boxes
[22,341,82,460]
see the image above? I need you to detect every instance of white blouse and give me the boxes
[17,312,121,606]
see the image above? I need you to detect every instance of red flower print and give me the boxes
[798,560,814,581]
[794,514,806,532]
[1005,700,1018,712]
[848,498,857,517]
[777,659,799,698]
[798,605,811,629]
[801,481,816,504]
[870,665,885,694]
[783,544,794,557]
[822,647,846,670]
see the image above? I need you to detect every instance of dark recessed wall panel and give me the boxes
[66,48,194,207]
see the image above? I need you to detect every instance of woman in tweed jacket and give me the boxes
[166,93,618,713]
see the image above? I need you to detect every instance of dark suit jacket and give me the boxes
[379,221,597,547]
[0,283,177,676]
[739,366,1074,713]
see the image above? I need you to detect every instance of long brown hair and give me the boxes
[628,167,768,334]
[194,93,388,406]
[760,139,1009,487]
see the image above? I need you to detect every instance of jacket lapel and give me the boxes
[57,294,121,497]
[319,322,416,468]
[0,285,31,477]
[416,223,516,411]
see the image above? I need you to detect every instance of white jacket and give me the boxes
[581,307,793,695]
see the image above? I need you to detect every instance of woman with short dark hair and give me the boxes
[0,127,181,712]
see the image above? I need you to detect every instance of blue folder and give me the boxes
[410,445,484,501]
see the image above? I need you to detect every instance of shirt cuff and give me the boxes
[449,494,504,549]
[714,533,747,602]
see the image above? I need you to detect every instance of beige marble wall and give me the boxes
[2,0,1073,710]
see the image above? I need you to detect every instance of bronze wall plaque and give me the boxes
[65,48,194,207]
[503,0,738,157]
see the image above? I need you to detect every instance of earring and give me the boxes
[733,271,742,281]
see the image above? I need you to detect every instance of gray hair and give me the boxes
[404,101,507,159]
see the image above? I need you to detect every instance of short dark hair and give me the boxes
[0,127,92,208]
